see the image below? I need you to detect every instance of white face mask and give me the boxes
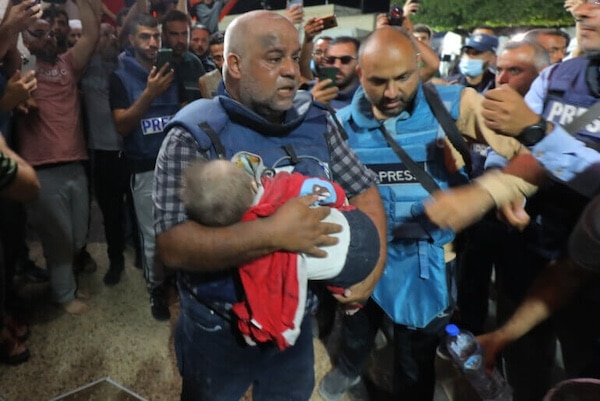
[459,58,485,77]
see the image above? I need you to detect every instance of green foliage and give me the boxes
[411,0,574,31]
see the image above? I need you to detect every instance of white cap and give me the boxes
[69,19,82,30]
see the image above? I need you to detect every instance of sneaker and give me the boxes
[319,368,361,401]
[75,248,97,273]
[150,288,170,321]
[103,262,124,286]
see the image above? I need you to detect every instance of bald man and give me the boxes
[153,10,386,401]
[318,27,532,401]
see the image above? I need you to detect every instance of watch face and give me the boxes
[518,120,546,147]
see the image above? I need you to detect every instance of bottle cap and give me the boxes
[445,324,459,337]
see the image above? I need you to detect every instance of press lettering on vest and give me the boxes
[546,100,600,133]
[140,116,172,135]
[366,163,420,185]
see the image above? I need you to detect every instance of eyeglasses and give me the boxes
[26,29,56,39]
[546,46,567,54]
[323,55,357,65]
[312,50,325,56]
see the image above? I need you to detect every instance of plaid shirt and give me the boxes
[153,114,377,235]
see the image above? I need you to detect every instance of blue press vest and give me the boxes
[166,91,333,304]
[340,84,467,328]
[542,57,600,145]
[114,56,180,164]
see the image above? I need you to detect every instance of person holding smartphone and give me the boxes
[109,13,179,321]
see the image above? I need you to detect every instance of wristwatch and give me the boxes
[516,118,547,147]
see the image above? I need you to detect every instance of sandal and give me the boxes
[0,328,30,365]
[4,316,30,342]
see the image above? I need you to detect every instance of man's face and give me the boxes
[323,42,358,91]
[67,27,82,47]
[25,19,58,60]
[537,34,568,64]
[164,20,189,58]
[312,38,330,67]
[575,3,600,53]
[413,32,431,48]
[190,28,209,57]
[209,42,224,69]
[358,39,420,121]
[237,21,301,119]
[495,46,540,96]
[130,25,161,64]
[98,23,119,60]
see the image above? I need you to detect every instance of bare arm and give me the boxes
[71,0,102,71]
[0,135,39,202]
[101,2,117,22]
[477,258,593,371]
[299,17,324,81]
[334,185,387,304]
[156,194,342,272]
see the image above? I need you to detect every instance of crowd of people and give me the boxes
[1,0,600,400]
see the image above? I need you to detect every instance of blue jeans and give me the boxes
[175,300,315,401]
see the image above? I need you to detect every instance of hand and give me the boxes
[303,17,324,43]
[146,63,175,98]
[16,97,38,114]
[375,13,390,29]
[481,85,541,136]
[285,3,304,25]
[0,70,36,111]
[496,198,530,231]
[403,0,420,16]
[3,0,42,33]
[311,78,338,105]
[268,194,342,257]
[564,0,583,13]
[332,276,376,305]
[477,331,512,374]
[424,184,496,232]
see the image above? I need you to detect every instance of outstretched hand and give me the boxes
[424,184,496,232]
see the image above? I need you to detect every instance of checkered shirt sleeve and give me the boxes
[153,126,208,235]
[326,118,378,198]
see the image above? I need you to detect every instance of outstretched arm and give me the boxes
[71,0,102,71]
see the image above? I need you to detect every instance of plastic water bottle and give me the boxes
[444,324,513,401]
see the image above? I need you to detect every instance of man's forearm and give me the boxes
[113,88,157,136]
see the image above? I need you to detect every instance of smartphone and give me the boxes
[388,3,404,26]
[286,0,302,8]
[155,48,173,71]
[21,55,36,74]
[321,15,338,30]
[318,66,339,88]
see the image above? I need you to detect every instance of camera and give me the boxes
[388,3,404,26]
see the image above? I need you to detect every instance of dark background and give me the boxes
[228,0,390,15]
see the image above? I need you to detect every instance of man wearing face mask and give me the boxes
[446,33,498,94]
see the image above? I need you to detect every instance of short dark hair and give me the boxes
[161,9,190,30]
[329,36,361,53]
[209,30,225,47]
[42,6,69,23]
[128,13,159,36]
[116,7,130,28]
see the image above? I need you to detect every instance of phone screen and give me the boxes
[287,0,302,8]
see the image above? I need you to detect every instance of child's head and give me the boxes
[181,159,256,226]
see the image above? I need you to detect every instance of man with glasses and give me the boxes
[309,36,331,78]
[311,36,361,111]
[17,0,101,315]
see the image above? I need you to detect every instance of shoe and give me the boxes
[75,248,97,273]
[4,316,30,342]
[0,328,30,366]
[150,288,170,321]
[319,368,361,401]
[18,260,49,283]
[103,262,124,286]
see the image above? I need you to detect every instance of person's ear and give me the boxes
[227,53,242,79]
